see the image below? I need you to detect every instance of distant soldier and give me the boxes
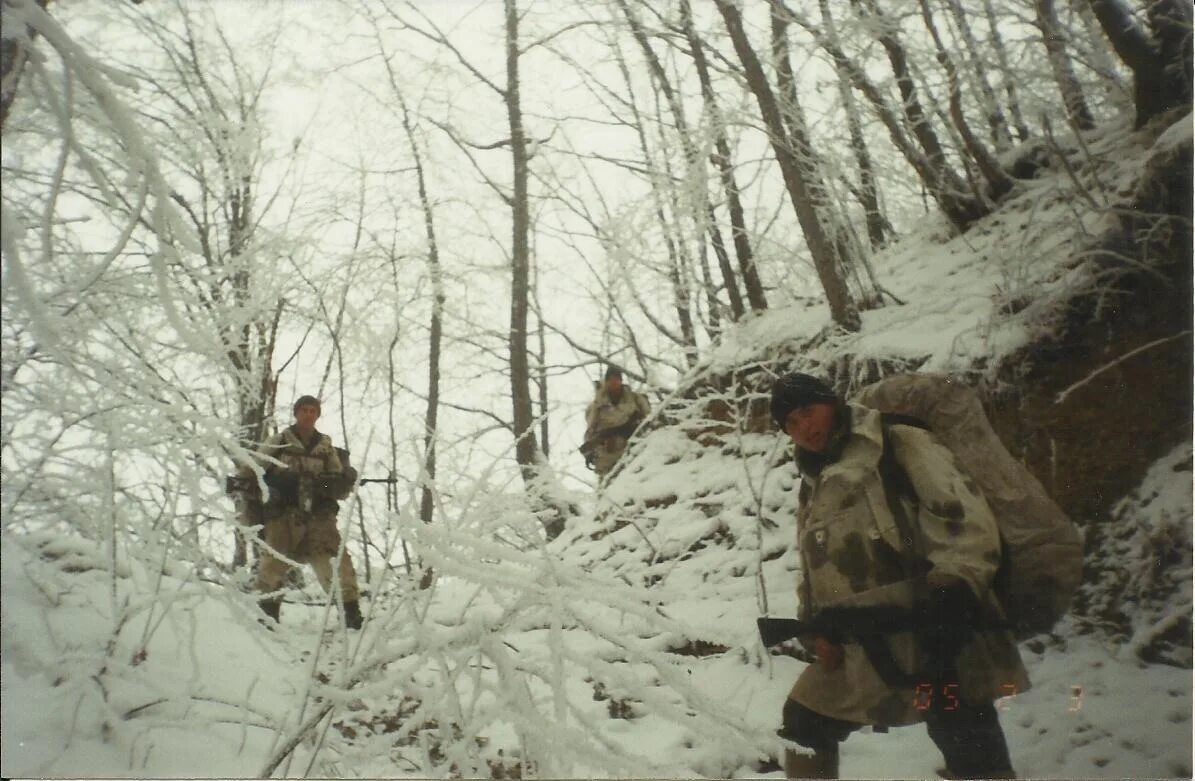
[581,366,650,478]
[239,395,362,629]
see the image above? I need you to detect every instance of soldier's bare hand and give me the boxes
[814,636,844,671]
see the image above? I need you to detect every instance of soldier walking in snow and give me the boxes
[240,395,363,629]
[768,373,1027,779]
[581,366,651,478]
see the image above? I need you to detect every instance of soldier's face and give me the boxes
[784,403,836,453]
[295,404,320,430]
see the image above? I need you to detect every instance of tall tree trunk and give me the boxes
[1037,0,1097,131]
[533,259,550,458]
[504,0,566,538]
[716,0,859,330]
[818,0,888,249]
[943,0,1013,147]
[0,0,49,133]
[919,0,1014,199]
[981,0,1033,140]
[1088,0,1193,127]
[706,210,745,320]
[504,0,537,482]
[617,0,705,361]
[780,0,986,227]
[395,92,442,533]
[607,36,696,362]
[680,0,765,315]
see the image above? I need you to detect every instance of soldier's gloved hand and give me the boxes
[263,471,299,503]
[917,580,979,676]
[813,636,844,672]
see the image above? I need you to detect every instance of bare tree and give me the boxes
[779,1,988,228]
[1087,0,1193,127]
[715,0,859,330]
[981,0,1033,141]
[680,0,766,314]
[1037,0,1097,131]
[0,0,50,132]
[818,0,890,250]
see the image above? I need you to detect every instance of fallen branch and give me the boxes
[1055,330,1191,404]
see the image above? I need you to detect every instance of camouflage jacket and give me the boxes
[789,404,1029,726]
[239,427,346,516]
[584,386,650,442]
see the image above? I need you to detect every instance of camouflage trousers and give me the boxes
[593,435,630,476]
[256,508,359,603]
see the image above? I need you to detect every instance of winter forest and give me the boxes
[1,0,1191,778]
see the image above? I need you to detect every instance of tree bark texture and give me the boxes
[1036,0,1097,131]
[981,0,1033,140]
[504,0,539,481]
[0,0,49,133]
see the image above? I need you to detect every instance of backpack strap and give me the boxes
[877,413,931,587]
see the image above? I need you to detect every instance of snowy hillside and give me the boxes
[3,116,1191,778]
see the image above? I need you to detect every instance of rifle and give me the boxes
[226,474,398,493]
[579,415,644,463]
[758,606,1006,688]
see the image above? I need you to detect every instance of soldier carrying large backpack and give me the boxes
[763,372,1081,780]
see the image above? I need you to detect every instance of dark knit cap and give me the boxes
[770,373,839,428]
[604,365,624,380]
[293,395,321,414]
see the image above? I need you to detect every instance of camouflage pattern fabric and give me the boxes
[790,404,1029,727]
[584,385,650,476]
[242,426,360,602]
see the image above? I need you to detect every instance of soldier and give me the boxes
[242,395,363,629]
[770,373,1027,779]
[581,366,651,478]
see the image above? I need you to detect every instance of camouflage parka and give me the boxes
[789,403,1029,726]
[584,386,651,474]
[241,427,348,518]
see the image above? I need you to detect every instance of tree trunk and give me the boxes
[504,0,565,539]
[819,0,888,250]
[706,209,745,320]
[1037,0,1097,131]
[919,0,1014,200]
[680,0,766,313]
[780,0,986,228]
[1088,0,1193,127]
[981,0,1033,140]
[716,0,859,330]
[0,0,49,133]
[618,0,705,361]
[505,0,537,481]
[943,0,1014,147]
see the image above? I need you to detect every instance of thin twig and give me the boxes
[1055,330,1191,405]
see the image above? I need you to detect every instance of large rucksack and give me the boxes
[854,373,1083,639]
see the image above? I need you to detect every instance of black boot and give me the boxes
[343,599,363,630]
[259,597,281,624]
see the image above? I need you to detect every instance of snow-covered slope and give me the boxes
[3,116,1191,778]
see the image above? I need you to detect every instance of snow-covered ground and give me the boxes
[3,117,1191,778]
